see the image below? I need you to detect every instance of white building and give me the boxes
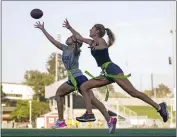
[2,82,35,100]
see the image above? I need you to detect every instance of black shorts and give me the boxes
[104,62,123,82]
[66,75,88,88]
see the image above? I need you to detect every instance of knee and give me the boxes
[56,88,63,97]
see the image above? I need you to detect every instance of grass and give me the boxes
[1,128,176,137]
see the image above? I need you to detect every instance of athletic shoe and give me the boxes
[108,117,117,134]
[51,120,67,129]
[158,102,169,122]
[76,112,87,122]
[76,112,96,122]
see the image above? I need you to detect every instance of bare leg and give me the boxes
[55,83,75,120]
[56,82,110,122]
[113,73,160,110]
[90,90,110,122]
[80,76,112,114]
[78,77,117,133]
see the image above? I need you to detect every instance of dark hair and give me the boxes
[70,35,82,56]
[94,24,115,47]
[73,40,82,56]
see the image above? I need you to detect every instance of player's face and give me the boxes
[65,36,74,45]
[89,26,97,37]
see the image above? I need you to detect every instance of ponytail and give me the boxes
[105,28,115,47]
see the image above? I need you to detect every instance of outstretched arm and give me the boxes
[63,19,93,45]
[34,21,65,50]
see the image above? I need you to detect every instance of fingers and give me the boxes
[62,23,66,27]
[62,21,67,27]
[63,19,68,25]
[34,22,39,28]
[93,40,99,46]
[95,41,99,46]
[34,21,44,28]
[62,18,70,28]
[35,21,41,25]
[66,18,69,24]
[34,22,38,28]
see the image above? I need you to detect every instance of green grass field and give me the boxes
[1,128,176,137]
[122,106,176,120]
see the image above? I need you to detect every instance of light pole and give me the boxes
[29,100,32,128]
[1,104,5,128]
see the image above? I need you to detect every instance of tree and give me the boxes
[46,52,67,80]
[23,52,67,101]
[144,83,172,98]
[29,100,50,127]
[97,84,115,94]
[10,100,50,123]
[10,100,29,122]
[24,70,55,101]
[144,89,153,97]
[155,83,172,98]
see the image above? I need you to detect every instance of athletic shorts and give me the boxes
[104,62,123,82]
[66,75,88,89]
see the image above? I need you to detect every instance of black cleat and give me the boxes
[158,102,169,122]
[76,112,96,122]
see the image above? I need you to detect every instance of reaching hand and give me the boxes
[34,21,44,30]
[88,40,99,48]
[62,19,71,29]
[93,39,99,47]
[89,39,99,48]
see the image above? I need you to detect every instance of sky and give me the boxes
[2,1,176,92]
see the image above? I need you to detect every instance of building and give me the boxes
[2,82,35,100]
[1,82,35,128]
[1,106,16,128]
